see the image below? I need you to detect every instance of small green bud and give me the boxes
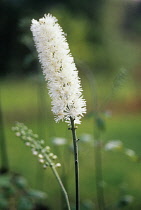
[49,153,53,157]
[38,154,43,159]
[40,140,45,145]
[22,136,27,140]
[45,146,50,151]
[21,130,26,135]
[39,159,44,163]
[32,150,38,156]
[27,137,32,141]
[12,127,17,131]
[55,163,61,168]
[25,142,30,146]
[34,134,38,138]
[52,155,57,160]
[16,132,21,137]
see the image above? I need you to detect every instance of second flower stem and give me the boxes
[51,165,71,210]
[45,154,71,210]
[70,117,80,210]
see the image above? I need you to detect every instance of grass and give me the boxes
[0,76,141,209]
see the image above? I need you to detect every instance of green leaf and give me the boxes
[28,189,47,200]
[0,194,8,209]
[0,175,11,188]
[14,176,28,189]
[17,196,34,210]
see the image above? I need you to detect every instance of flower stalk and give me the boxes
[12,122,71,210]
[70,117,80,210]
[94,137,105,210]
[30,14,86,210]
[51,164,71,210]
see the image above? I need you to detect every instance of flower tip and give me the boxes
[39,17,45,24]
[30,13,86,125]
[31,19,37,24]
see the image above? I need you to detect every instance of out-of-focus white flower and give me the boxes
[52,137,67,145]
[104,110,112,118]
[31,14,86,125]
[104,140,123,151]
[123,195,134,203]
[125,148,137,161]
[125,149,135,157]
[79,133,93,143]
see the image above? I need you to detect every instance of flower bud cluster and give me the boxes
[12,122,61,169]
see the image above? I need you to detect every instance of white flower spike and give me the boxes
[31,14,86,124]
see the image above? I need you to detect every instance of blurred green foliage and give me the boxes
[0,172,47,210]
[0,76,141,209]
[1,0,141,209]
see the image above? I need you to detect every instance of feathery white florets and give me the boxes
[31,14,86,124]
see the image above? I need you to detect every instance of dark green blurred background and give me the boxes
[1,0,141,77]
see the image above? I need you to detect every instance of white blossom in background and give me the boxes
[79,133,93,143]
[31,14,86,125]
[104,140,123,151]
[123,195,134,204]
[125,149,135,157]
[52,137,67,146]
[124,148,137,161]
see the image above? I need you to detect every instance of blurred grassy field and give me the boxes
[0,76,141,209]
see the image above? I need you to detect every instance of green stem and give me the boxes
[94,126,105,210]
[45,154,71,210]
[70,117,80,210]
[51,166,71,210]
[95,140,105,210]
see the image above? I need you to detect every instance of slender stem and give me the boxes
[94,130,105,210]
[0,92,9,173]
[45,154,71,210]
[51,166,71,210]
[70,117,80,210]
[77,62,105,209]
[95,143,104,210]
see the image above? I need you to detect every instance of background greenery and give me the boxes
[1,0,141,209]
[1,0,141,77]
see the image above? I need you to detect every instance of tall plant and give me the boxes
[30,14,86,210]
